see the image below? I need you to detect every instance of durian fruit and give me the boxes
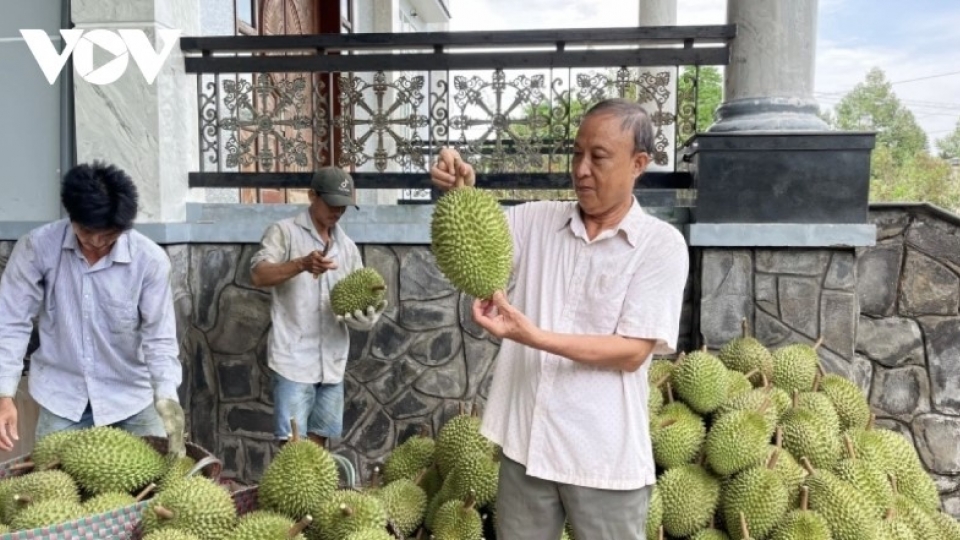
[713,382,785,428]
[717,318,774,384]
[651,389,705,469]
[158,454,198,492]
[259,420,339,521]
[225,510,312,540]
[645,485,662,540]
[658,463,721,537]
[930,510,960,540]
[330,267,387,316]
[1,469,80,522]
[8,498,86,530]
[434,413,496,478]
[311,489,388,540]
[834,434,892,518]
[648,358,676,400]
[59,426,166,495]
[141,531,203,540]
[691,520,732,540]
[431,491,484,540]
[343,530,396,540]
[140,475,237,540]
[779,392,841,471]
[795,378,841,436]
[754,428,807,508]
[726,369,755,399]
[801,457,878,540]
[768,486,832,540]
[771,337,822,395]
[29,429,79,469]
[819,372,870,431]
[877,507,918,540]
[705,399,773,477]
[430,186,513,300]
[439,451,499,508]
[82,491,138,514]
[721,451,789,540]
[889,474,940,539]
[374,477,427,537]
[671,349,730,415]
[382,429,435,484]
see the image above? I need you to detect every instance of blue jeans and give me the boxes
[35,402,165,441]
[272,371,344,441]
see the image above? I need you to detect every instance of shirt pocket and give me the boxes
[101,299,140,334]
[575,264,631,334]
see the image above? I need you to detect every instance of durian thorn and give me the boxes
[154,505,175,520]
[766,449,781,470]
[135,483,156,502]
[339,502,354,517]
[463,489,477,511]
[800,486,810,512]
[739,512,752,540]
[792,389,800,409]
[775,426,783,448]
[290,418,300,443]
[800,456,816,476]
[813,336,824,350]
[867,413,877,430]
[289,515,313,537]
[13,494,31,505]
[885,507,896,521]
[812,371,823,392]
[843,433,857,460]
[888,472,900,495]
[666,382,675,404]
[9,461,34,472]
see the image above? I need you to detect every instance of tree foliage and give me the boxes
[936,119,960,160]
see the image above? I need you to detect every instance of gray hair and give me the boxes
[582,98,655,155]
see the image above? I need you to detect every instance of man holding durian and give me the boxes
[430,98,690,540]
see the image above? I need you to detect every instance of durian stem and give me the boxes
[741,317,749,339]
[760,372,770,389]
[416,528,425,540]
[674,352,687,368]
[812,372,822,392]
[419,424,430,438]
[41,459,60,470]
[289,515,313,537]
[739,512,752,540]
[339,503,354,517]
[463,489,477,511]
[701,345,708,353]
[370,466,381,489]
[414,468,428,486]
[813,336,824,351]
[290,419,300,443]
[792,389,800,409]
[658,418,677,429]
[888,472,899,495]
[653,374,671,389]
[867,413,876,430]
[135,483,157,502]
[154,505,175,520]
[885,507,896,521]
[458,402,465,415]
[658,525,664,540]
[816,363,826,378]
[471,404,482,418]
[800,456,816,476]
[766,449,781,470]
[13,494,31,505]
[370,285,386,292]
[9,461,34,472]
[800,486,810,511]
[775,426,783,449]
[666,382,675,404]
[744,368,759,381]
[758,396,772,415]
[843,434,857,461]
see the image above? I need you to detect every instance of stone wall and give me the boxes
[697,204,960,515]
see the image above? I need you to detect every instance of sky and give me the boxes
[447,0,960,151]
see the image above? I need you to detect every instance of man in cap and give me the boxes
[251,167,385,447]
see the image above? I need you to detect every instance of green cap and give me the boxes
[311,167,357,208]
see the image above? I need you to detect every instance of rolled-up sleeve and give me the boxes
[139,256,181,402]
[251,223,288,269]
[0,235,44,397]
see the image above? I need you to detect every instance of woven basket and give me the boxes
[0,436,221,540]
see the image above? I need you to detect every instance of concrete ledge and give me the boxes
[687,223,877,247]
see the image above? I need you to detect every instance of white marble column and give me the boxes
[637,0,677,171]
[72,0,200,222]
[709,0,828,132]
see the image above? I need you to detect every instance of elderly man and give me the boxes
[430,98,690,539]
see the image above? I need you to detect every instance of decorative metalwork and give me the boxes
[676,65,701,152]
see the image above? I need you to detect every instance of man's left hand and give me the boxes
[337,300,388,331]
[472,290,535,343]
[154,397,186,458]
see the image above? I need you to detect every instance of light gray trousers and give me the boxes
[495,456,652,540]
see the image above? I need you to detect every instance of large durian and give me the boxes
[330,267,387,317]
[430,186,513,299]
[58,426,166,495]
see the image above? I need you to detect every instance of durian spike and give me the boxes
[290,418,300,443]
[9,462,34,472]
[739,512,753,540]
[867,413,877,430]
[800,456,816,476]
[666,382,675,404]
[800,486,810,511]
[135,483,157,502]
[766,449,781,470]
[463,489,477,511]
[812,371,823,392]
[813,336,824,351]
[13,494,31,505]
[154,505,175,520]
[885,507,896,521]
[339,502,354,517]
[843,433,857,460]
[288,515,313,538]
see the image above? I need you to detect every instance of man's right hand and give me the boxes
[0,397,19,451]
[297,251,338,276]
[430,148,476,192]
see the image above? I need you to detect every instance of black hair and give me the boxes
[583,98,655,155]
[60,161,139,231]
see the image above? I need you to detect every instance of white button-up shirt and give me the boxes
[251,211,362,385]
[481,199,689,490]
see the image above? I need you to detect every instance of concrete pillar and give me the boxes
[71,0,200,222]
[638,0,677,171]
[709,0,829,132]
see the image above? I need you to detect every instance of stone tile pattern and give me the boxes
[698,207,960,515]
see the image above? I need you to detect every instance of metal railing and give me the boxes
[180,25,734,200]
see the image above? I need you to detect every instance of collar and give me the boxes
[560,198,645,247]
[61,222,133,264]
[295,210,338,246]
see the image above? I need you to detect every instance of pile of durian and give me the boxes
[645,320,960,540]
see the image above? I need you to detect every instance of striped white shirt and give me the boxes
[480,199,689,490]
[0,219,181,425]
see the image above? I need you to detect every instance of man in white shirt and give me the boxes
[430,98,689,539]
[251,167,386,448]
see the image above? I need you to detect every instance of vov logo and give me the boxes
[20,29,181,85]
